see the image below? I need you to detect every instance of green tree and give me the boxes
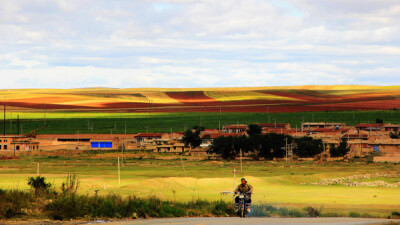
[27,176,51,196]
[390,131,399,139]
[182,126,204,152]
[329,140,350,157]
[293,137,323,158]
[247,124,262,136]
[255,133,292,159]
[209,136,236,159]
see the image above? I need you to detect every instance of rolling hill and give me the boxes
[0,85,399,113]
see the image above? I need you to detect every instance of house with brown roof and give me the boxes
[301,122,345,130]
[35,134,135,150]
[0,135,39,152]
[262,128,290,135]
[223,125,248,133]
[200,132,246,148]
[355,123,383,131]
[135,133,170,142]
[383,124,400,132]
[341,133,369,141]
[258,123,291,130]
[201,129,220,134]
[155,142,186,153]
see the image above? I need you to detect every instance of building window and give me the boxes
[4,145,7,150]
[16,145,20,150]
[91,141,112,148]
[0,145,2,150]
[4,140,7,142]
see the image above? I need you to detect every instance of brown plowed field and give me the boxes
[0,86,399,113]
[166,91,218,103]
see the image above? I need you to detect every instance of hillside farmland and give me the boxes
[0,86,399,113]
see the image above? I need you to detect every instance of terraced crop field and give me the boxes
[0,85,399,113]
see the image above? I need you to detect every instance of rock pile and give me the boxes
[305,172,400,187]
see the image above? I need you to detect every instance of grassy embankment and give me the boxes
[1,110,400,134]
[0,153,399,218]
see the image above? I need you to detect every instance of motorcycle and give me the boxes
[235,192,251,218]
[220,191,252,218]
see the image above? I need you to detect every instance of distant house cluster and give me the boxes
[1,121,399,162]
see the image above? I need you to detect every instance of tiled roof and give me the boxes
[201,133,245,139]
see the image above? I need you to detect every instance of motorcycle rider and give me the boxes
[234,178,253,213]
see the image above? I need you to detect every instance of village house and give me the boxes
[301,122,346,130]
[201,129,220,134]
[258,123,291,130]
[155,141,186,153]
[169,132,185,140]
[223,125,248,133]
[355,123,383,131]
[0,136,39,152]
[341,133,369,141]
[135,133,170,142]
[34,134,137,150]
[383,123,400,132]
[200,132,246,148]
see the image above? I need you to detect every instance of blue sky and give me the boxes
[0,0,399,89]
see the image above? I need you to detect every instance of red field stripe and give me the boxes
[165,91,218,103]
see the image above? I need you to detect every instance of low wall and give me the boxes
[373,156,400,163]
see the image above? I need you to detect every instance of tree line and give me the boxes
[183,124,350,159]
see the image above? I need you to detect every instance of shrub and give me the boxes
[0,189,34,219]
[46,194,90,220]
[349,212,361,217]
[305,207,320,217]
[27,176,52,196]
[391,211,400,218]
[61,174,79,196]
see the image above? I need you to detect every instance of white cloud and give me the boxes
[0,0,399,88]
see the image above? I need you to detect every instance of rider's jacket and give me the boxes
[235,183,253,194]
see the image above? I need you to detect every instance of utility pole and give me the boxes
[121,141,124,167]
[43,104,46,125]
[282,137,293,164]
[233,168,236,192]
[240,149,243,172]
[285,137,288,163]
[180,157,187,178]
[3,105,6,136]
[118,157,120,185]
[17,115,20,135]
[219,107,222,131]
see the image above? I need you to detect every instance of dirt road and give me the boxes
[103,217,400,225]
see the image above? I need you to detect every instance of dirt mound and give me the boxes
[0,155,21,160]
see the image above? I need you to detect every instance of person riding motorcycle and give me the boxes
[234,178,253,212]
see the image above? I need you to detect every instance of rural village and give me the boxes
[1,121,399,162]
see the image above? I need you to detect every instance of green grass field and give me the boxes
[1,110,400,134]
[1,153,399,217]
